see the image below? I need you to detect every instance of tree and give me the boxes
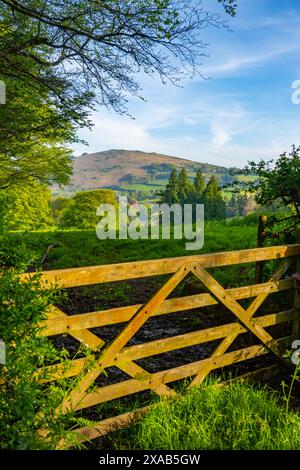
[243,194,257,215]
[203,175,220,200]
[218,0,238,17]
[0,0,237,116]
[237,145,300,240]
[163,168,179,204]
[226,192,257,218]
[0,181,54,230]
[61,189,117,229]
[51,196,73,225]
[178,168,193,204]
[0,77,74,189]
[203,175,226,220]
[227,194,239,218]
[194,170,206,202]
[0,0,237,188]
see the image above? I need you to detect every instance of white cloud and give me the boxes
[211,123,232,146]
[74,113,152,155]
[72,96,269,168]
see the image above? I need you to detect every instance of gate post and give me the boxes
[293,231,300,340]
[255,215,268,284]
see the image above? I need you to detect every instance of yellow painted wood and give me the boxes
[116,360,177,398]
[75,336,293,411]
[192,264,287,362]
[38,309,295,383]
[32,245,299,438]
[190,331,239,387]
[57,264,190,414]
[60,363,286,448]
[46,306,104,351]
[190,259,294,387]
[58,406,151,448]
[40,278,293,336]
[293,247,300,340]
[246,259,292,318]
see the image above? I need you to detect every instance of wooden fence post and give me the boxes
[293,231,300,340]
[255,215,268,284]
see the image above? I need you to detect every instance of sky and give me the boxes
[73,0,300,168]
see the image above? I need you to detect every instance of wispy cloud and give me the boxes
[203,43,300,76]
[72,0,300,169]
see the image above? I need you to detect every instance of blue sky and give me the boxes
[73,0,300,168]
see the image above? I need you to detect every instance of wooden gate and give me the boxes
[24,244,300,446]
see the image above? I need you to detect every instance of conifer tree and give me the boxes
[163,169,179,204]
[178,168,193,204]
[203,175,226,220]
[194,170,206,202]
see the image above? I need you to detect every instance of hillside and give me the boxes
[59,149,235,197]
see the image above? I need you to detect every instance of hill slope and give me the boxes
[62,149,234,195]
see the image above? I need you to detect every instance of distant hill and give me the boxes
[55,149,241,198]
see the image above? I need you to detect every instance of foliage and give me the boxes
[0,0,235,117]
[218,0,238,17]
[112,382,300,450]
[0,181,54,230]
[236,145,300,242]
[177,168,193,204]
[162,169,226,220]
[194,169,206,199]
[227,193,256,218]
[0,77,74,189]
[60,189,117,229]
[163,168,180,204]
[51,196,73,225]
[0,238,80,449]
[203,175,226,220]
[0,1,238,188]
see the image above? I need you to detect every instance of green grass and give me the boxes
[235,174,257,183]
[110,382,300,450]
[13,219,257,271]
[119,183,165,191]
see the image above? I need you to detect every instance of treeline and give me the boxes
[161,169,226,220]
[0,184,117,231]
[0,173,257,231]
[161,168,257,220]
[227,193,257,218]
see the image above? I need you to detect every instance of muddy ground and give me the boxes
[51,274,294,391]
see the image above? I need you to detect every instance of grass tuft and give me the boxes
[111,382,300,450]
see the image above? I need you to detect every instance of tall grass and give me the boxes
[11,219,257,270]
[112,383,300,450]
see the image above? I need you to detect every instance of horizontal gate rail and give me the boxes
[21,244,300,287]
[40,278,293,336]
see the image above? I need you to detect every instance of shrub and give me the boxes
[0,182,54,230]
[60,189,118,229]
[0,237,79,449]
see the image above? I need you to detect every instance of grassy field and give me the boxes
[16,218,257,271]
[11,217,264,290]
[110,381,300,450]
[119,183,165,191]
